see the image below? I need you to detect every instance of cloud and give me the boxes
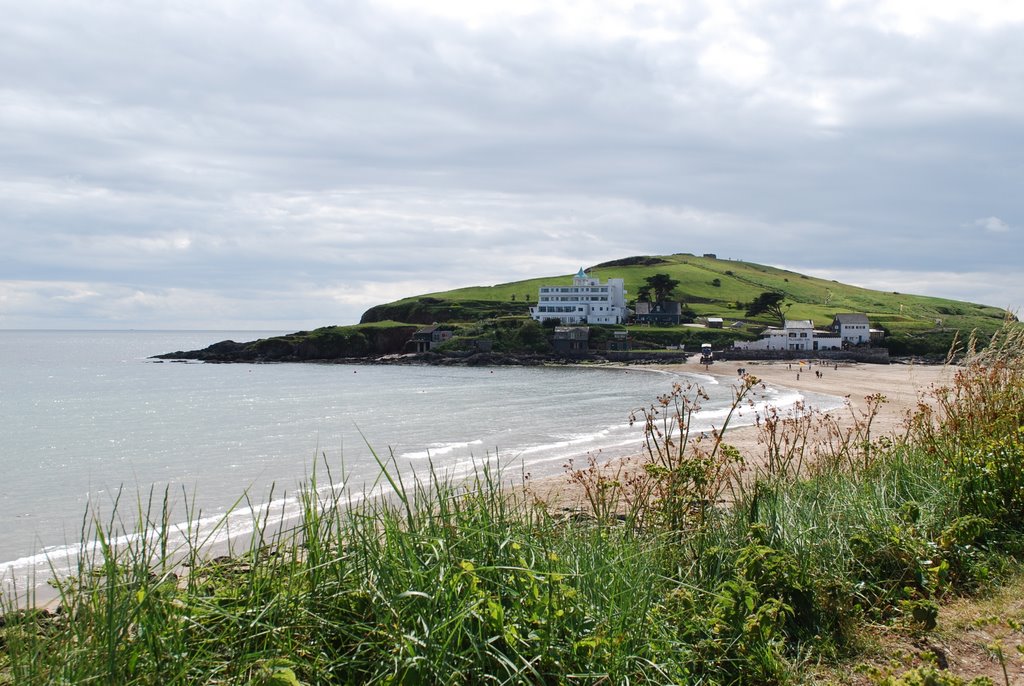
[0,279,369,330]
[968,216,1012,233]
[1,1,1023,328]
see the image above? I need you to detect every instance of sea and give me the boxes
[0,330,838,601]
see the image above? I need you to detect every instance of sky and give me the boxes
[2,0,1022,330]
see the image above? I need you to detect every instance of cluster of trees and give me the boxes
[636,274,680,302]
[637,276,787,321]
[635,276,792,329]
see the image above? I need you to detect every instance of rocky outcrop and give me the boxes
[153,331,680,366]
[377,352,550,366]
[154,325,419,362]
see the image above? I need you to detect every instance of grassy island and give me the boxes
[157,255,1015,364]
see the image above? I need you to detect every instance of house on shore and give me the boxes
[831,313,872,345]
[635,301,682,325]
[411,325,454,353]
[530,268,628,325]
[552,326,590,356]
[607,330,631,352]
[732,319,842,352]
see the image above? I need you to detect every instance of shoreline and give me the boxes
[528,357,955,508]
[7,357,954,611]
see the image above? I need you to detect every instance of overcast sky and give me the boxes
[2,0,1022,329]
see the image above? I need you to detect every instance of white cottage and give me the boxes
[530,268,628,325]
[831,313,872,345]
[733,319,842,352]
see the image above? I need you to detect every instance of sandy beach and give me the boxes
[530,357,956,508]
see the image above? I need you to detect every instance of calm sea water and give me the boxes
[0,330,823,598]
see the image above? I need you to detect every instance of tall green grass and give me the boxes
[2,321,1023,684]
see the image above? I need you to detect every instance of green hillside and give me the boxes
[361,253,1012,355]
[167,254,1013,362]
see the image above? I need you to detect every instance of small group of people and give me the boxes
[736,367,749,377]
[788,361,841,377]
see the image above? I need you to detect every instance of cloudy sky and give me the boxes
[2,0,1022,329]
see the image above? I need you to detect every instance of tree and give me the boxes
[636,285,653,302]
[746,291,787,325]
[644,273,680,302]
[513,320,551,353]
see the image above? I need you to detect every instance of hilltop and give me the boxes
[157,254,1012,362]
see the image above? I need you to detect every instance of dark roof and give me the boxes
[635,301,681,315]
[413,324,453,337]
[553,326,590,339]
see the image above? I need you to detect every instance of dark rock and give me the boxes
[152,326,418,363]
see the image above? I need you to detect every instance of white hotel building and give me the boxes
[530,268,629,325]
